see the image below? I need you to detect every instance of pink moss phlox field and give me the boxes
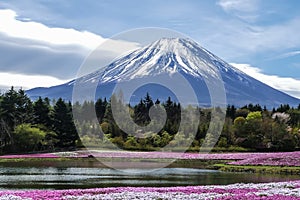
[53,151,286,160]
[52,151,300,167]
[0,181,299,200]
[228,152,300,166]
[0,153,59,159]
[1,151,300,166]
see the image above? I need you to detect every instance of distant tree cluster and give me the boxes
[1,87,300,154]
[72,93,182,151]
[73,93,300,152]
[224,104,300,151]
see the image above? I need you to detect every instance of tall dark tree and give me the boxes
[143,92,154,123]
[95,98,107,123]
[103,96,114,123]
[79,101,96,122]
[0,95,10,148]
[162,96,180,135]
[143,92,154,110]
[33,97,51,127]
[155,99,160,105]
[134,98,147,126]
[226,105,236,120]
[52,98,78,147]
[15,89,33,124]
[102,95,121,138]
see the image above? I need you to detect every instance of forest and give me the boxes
[0,87,300,153]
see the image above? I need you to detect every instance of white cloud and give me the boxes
[0,9,140,52]
[0,9,141,89]
[217,0,259,13]
[200,16,300,61]
[216,0,260,23]
[231,63,300,99]
[0,72,70,90]
[276,51,300,59]
[0,9,104,50]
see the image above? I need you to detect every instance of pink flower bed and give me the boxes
[0,181,299,200]
[1,151,300,167]
[228,152,300,166]
[53,150,300,166]
[55,150,270,160]
[0,153,59,159]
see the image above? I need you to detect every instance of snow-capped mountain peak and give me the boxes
[26,37,300,108]
[99,38,232,83]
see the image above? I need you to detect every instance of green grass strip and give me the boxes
[215,164,300,175]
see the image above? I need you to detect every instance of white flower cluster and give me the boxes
[53,152,78,157]
[254,188,300,197]
[0,195,31,200]
[63,191,228,200]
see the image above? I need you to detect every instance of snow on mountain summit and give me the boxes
[99,37,236,83]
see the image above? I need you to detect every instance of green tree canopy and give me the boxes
[13,124,46,151]
[246,111,262,121]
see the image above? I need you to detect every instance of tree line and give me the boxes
[0,87,78,153]
[74,92,300,152]
[1,87,300,153]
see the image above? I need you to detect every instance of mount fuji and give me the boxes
[26,38,299,108]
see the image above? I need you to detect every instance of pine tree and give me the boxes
[226,105,236,120]
[134,98,147,125]
[143,93,154,123]
[95,98,107,123]
[52,98,78,147]
[155,99,160,105]
[33,97,51,127]
[143,92,154,110]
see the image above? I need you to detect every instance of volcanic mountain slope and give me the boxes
[26,38,299,108]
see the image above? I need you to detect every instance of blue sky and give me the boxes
[0,0,300,97]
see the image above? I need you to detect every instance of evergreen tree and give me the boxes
[143,92,154,110]
[134,98,147,125]
[33,97,51,127]
[95,98,107,123]
[162,96,180,135]
[277,104,290,112]
[155,99,160,105]
[102,95,122,138]
[0,88,33,145]
[52,98,78,147]
[15,89,33,124]
[226,105,236,120]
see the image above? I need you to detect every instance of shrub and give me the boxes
[13,124,46,152]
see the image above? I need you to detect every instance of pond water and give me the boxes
[0,166,298,190]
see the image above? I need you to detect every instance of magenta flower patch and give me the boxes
[0,181,299,200]
[0,153,59,159]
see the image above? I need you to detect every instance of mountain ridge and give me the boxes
[26,38,299,108]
